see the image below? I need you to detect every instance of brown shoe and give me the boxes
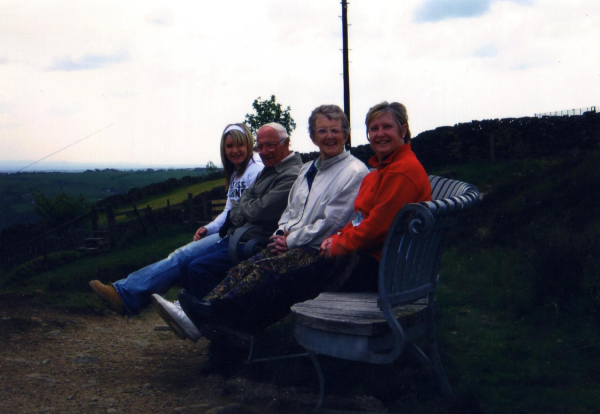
[89,280,126,316]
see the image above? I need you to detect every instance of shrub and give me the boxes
[2,251,83,286]
[33,189,90,229]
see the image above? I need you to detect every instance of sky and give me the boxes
[1,0,599,171]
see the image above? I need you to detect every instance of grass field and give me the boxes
[2,154,599,413]
[0,169,209,230]
[0,230,192,307]
[115,178,225,214]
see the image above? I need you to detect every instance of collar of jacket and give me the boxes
[316,150,352,171]
[261,151,300,175]
[368,143,412,169]
[272,151,301,173]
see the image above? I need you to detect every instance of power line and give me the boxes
[16,117,125,173]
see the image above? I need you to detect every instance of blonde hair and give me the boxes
[219,123,254,189]
[365,101,411,144]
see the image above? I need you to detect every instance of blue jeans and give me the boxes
[184,237,235,300]
[113,233,222,315]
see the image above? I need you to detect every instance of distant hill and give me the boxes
[2,110,598,234]
[0,168,216,231]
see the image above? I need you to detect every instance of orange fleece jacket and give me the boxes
[330,143,431,261]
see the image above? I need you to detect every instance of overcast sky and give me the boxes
[1,0,599,170]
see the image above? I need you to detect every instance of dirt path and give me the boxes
[1,298,422,413]
[0,298,319,414]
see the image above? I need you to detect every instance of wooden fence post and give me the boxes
[166,199,171,228]
[146,205,159,234]
[187,193,193,223]
[91,207,98,231]
[106,205,116,250]
[133,204,148,235]
[203,197,209,222]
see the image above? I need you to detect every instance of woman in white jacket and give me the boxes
[89,123,262,317]
[157,105,368,338]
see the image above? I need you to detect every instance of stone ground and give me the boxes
[0,297,398,414]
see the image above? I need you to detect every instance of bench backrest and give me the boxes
[378,175,480,309]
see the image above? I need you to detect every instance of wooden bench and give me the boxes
[291,175,480,411]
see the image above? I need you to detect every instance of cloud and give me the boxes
[414,0,533,22]
[414,0,493,22]
[145,7,175,26]
[48,50,128,71]
[473,44,498,58]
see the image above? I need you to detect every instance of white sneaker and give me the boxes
[151,294,202,342]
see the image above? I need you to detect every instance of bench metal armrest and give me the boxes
[228,224,266,265]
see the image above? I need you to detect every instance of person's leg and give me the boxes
[205,247,330,330]
[184,237,234,299]
[203,248,273,301]
[338,253,380,292]
[113,233,221,314]
[177,249,272,336]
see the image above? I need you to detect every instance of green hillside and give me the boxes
[0,169,210,230]
[115,178,225,214]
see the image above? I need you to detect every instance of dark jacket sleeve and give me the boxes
[228,155,302,239]
[230,173,297,227]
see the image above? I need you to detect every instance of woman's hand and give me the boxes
[268,231,289,255]
[320,237,334,258]
[193,227,208,241]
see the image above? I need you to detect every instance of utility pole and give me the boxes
[341,0,351,149]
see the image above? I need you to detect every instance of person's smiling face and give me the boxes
[255,126,289,167]
[311,115,348,161]
[367,112,407,161]
[224,134,248,170]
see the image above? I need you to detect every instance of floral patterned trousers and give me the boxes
[203,246,348,331]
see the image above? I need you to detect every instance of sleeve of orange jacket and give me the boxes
[329,170,423,258]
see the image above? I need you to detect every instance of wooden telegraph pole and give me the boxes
[341,0,351,149]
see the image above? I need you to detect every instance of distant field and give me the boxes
[0,169,210,230]
[114,178,225,216]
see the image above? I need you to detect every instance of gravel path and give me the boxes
[0,299,313,414]
[1,298,410,413]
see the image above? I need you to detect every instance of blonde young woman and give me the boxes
[89,123,262,320]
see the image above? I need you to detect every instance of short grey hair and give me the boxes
[308,104,350,138]
[260,122,289,142]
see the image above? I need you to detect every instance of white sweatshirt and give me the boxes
[204,160,264,236]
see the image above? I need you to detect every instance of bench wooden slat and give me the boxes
[317,292,382,301]
[294,302,426,316]
[292,293,428,336]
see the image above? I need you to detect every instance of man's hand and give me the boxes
[320,237,333,258]
[268,231,289,255]
[193,227,208,242]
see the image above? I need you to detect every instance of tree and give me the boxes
[33,189,91,229]
[244,95,297,137]
[205,160,218,173]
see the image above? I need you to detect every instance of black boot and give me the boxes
[178,289,214,328]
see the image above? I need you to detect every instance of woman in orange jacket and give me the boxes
[320,101,432,289]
